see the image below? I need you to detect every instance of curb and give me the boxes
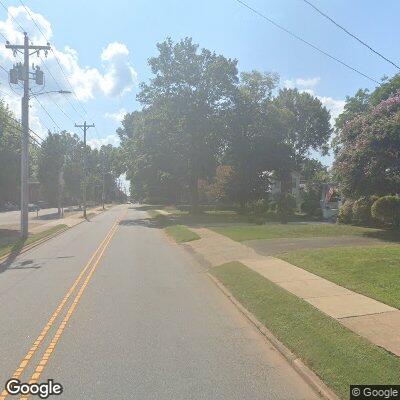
[181,243,212,268]
[207,272,341,400]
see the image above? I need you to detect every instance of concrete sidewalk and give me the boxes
[185,227,400,356]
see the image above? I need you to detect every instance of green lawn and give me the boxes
[0,224,68,259]
[279,245,400,309]
[212,223,384,242]
[211,262,400,399]
[164,225,200,243]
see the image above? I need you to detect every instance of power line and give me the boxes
[17,0,101,148]
[28,126,44,142]
[0,6,65,136]
[0,107,42,145]
[232,0,380,84]
[0,63,8,74]
[18,0,88,118]
[33,95,62,131]
[301,0,400,71]
[2,0,84,124]
[0,85,46,141]
[0,0,24,33]
[0,30,8,42]
[35,50,85,120]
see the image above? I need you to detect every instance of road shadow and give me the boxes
[0,237,29,273]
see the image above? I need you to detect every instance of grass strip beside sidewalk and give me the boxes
[279,245,400,309]
[211,261,400,399]
[0,224,68,259]
[165,225,200,243]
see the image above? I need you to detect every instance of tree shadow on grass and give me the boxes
[0,229,20,247]
[130,205,163,211]
[361,229,400,243]
[119,217,170,229]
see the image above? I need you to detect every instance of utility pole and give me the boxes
[6,33,50,239]
[101,162,106,211]
[75,122,95,219]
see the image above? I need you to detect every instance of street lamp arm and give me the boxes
[29,89,71,99]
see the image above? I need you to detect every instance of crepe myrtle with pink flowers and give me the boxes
[333,91,400,198]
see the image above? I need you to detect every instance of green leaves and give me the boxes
[123,37,238,207]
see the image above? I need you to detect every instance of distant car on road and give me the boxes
[28,203,40,212]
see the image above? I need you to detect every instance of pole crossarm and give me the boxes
[75,123,95,129]
[5,44,50,50]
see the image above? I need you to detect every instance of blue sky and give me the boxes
[1,0,400,165]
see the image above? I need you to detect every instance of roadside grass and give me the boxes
[212,223,388,242]
[0,224,68,259]
[211,262,400,399]
[278,245,400,309]
[164,225,200,243]
[143,206,247,226]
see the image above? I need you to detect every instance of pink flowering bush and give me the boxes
[334,93,400,198]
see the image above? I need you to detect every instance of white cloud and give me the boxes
[0,6,138,103]
[318,96,345,123]
[0,5,138,141]
[105,108,127,123]
[284,77,321,89]
[100,43,137,97]
[87,134,120,149]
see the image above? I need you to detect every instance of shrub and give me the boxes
[271,193,296,224]
[246,199,269,215]
[245,199,269,224]
[352,196,378,225]
[300,189,321,217]
[337,200,354,224]
[371,196,400,227]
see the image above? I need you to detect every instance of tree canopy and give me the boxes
[120,37,332,212]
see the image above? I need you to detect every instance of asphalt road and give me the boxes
[0,205,319,399]
[0,208,59,227]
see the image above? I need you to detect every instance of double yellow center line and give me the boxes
[1,215,121,399]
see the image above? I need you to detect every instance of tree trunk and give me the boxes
[238,198,246,215]
[190,173,200,214]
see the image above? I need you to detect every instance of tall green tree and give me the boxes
[0,100,21,204]
[272,88,332,193]
[38,131,76,207]
[224,71,283,210]
[131,37,238,211]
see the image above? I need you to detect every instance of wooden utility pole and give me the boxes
[75,122,95,219]
[6,33,50,238]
